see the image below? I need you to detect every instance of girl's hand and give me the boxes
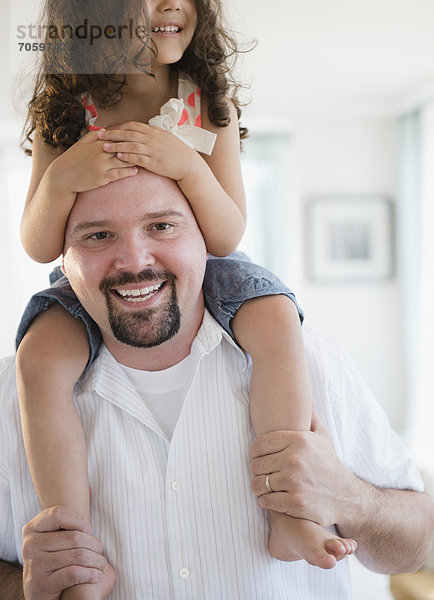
[53,130,138,194]
[98,122,199,181]
[21,129,138,263]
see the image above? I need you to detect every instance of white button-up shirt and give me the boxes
[0,310,423,599]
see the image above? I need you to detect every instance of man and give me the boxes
[0,169,432,599]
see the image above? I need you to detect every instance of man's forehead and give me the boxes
[68,171,192,227]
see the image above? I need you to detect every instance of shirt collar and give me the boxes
[79,309,250,399]
[190,309,249,369]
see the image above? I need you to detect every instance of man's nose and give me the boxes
[113,234,156,272]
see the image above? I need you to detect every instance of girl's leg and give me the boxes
[232,294,357,569]
[16,303,115,598]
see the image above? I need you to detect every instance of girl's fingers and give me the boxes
[98,127,151,142]
[106,167,138,181]
[115,153,151,167]
[101,131,147,143]
[108,155,137,168]
[103,142,151,155]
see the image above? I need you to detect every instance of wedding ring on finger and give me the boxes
[265,473,274,493]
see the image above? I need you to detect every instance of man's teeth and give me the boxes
[152,25,180,32]
[116,283,163,302]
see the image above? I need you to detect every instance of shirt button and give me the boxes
[179,567,190,579]
[171,480,180,492]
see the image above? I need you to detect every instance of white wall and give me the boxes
[0,1,20,123]
[294,117,406,430]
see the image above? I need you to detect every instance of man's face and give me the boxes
[62,170,207,359]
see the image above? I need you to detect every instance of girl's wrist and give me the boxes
[177,150,208,185]
[44,158,77,199]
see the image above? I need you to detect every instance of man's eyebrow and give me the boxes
[70,220,113,236]
[70,211,187,236]
[144,210,186,220]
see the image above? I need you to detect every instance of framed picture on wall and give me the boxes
[306,195,394,282]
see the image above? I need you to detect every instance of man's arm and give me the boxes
[0,561,24,600]
[338,479,433,573]
[250,414,434,574]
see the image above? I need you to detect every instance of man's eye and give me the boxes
[90,232,109,240]
[151,223,173,232]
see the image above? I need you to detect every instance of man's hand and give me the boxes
[250,413,434,573]
[249,412,360,528]
[22,506,109,600]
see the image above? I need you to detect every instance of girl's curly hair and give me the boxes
[23,0,250,155]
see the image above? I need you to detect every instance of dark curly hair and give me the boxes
[22,0,250,155]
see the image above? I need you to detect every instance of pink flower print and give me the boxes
[178,108,188,126]
[187,92,195,108]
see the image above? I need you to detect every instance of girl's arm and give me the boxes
[179,96,246,256]
[21,132,69,262]
[16,304,91,521]
[99,97,246,257]
[21,130,138,263]
[16,306,118,598]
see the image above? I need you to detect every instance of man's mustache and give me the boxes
[99,269,176,292]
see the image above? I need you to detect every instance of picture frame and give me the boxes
[306,195,394,283]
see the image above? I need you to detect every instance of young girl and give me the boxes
[17,0,356,597]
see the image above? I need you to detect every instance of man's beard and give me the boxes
[100,269,181,348]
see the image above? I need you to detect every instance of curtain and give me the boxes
[412,103,434,466]
[399,105,434,467]
[240,132,297,285]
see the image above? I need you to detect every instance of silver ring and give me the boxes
[265,473,274,493]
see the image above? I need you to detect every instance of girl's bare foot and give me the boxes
[268,511,357,569]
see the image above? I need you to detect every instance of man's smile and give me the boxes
[113,282,165,303]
